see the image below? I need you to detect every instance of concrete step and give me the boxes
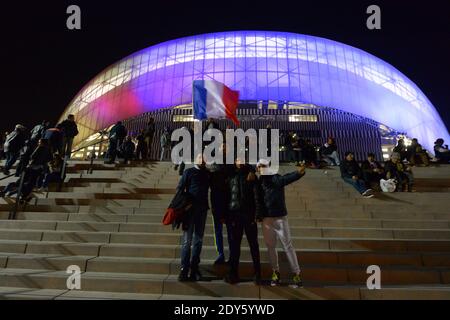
[1,254,449,286]
[2,220,450,240]
[7,211,450,226]
[1,239,450,267]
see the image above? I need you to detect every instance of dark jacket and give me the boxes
[384,160,409,179]
[361,160,383,174]
[59,120,79,138]
[30,145,53,169]
[259,171,303,218]
[340,160,362,179]
[4,129,27,153]
[109,124,127,141]
[43,128,63,152]
[321,143,337,155]
[164,189,194,230]
[226,165,261,221]
[121,140,135,156]
[30,124,49,142]
[145,123,156,139]
[177,166,210,210]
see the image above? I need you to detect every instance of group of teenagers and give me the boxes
[176,148,305,288]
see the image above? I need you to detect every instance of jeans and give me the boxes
[180,208,208,271]
[396,172,414,190]
[228,214,261,277]
[210,191,229,259]
[160,146,170,161]
[343,176,368,194]
[4,152,19,172]
[62,137,74,157]
[323,151,340,166]
[107,138,123,162]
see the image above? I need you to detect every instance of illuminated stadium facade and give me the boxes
[59,31,450,160]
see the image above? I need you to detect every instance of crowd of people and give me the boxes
[104,118,173,164]
[0,115,79,200]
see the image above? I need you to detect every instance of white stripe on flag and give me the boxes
[204,80,226,118]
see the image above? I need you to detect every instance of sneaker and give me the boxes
[362,189,374,198]
[189,268,202,282]
[178,269,189,282]
[290,274,303,288]
[270,271,281,287]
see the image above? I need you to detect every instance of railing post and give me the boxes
[9,170,26,220]
[58,156,68,192]
[88,148,96,174]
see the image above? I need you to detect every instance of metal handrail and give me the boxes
[70,130,108,155]
[57,131,109,191]
[8,170,26,220]
[0,173,15,181]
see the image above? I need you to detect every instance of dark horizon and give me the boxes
[1,0,449,136]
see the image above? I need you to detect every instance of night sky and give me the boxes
[1,0,449,134]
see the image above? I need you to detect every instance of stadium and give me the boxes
[58,31,450,161]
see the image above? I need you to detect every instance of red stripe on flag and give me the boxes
[222,85,240,126]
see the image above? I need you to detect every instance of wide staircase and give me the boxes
[0,161,450,300]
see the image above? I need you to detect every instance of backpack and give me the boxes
[30,125,45,141]
[380,179,396,193]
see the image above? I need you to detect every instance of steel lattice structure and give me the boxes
[59,31,449,153]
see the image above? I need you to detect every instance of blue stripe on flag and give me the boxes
[193,80,207,121]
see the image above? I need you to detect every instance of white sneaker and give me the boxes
[362,189,374,198]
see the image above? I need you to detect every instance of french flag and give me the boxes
[192,80,240,125]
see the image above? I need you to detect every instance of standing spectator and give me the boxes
[321,137,340,166]
[433,138,450,163]
[43,125,64,155]
[286,131,302,164]
[135,130,147,160]
[225,158,262,285]
[361,153,384,190]
[407,138,429,166]
[3,124,27,175]
[160,127,172,161]
[340,151,374,198]
[106,121,127,164]
[208,144,233,265]
[303,139,319,168]
[145,118,156,159]
[393,139,408,162]
[59,115,79,158]
[257,159,304,288]
[177,154,210,282]
[385,152,415,192]
[121,136,135,164]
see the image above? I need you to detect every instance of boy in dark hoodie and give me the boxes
[257,159,305,288]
